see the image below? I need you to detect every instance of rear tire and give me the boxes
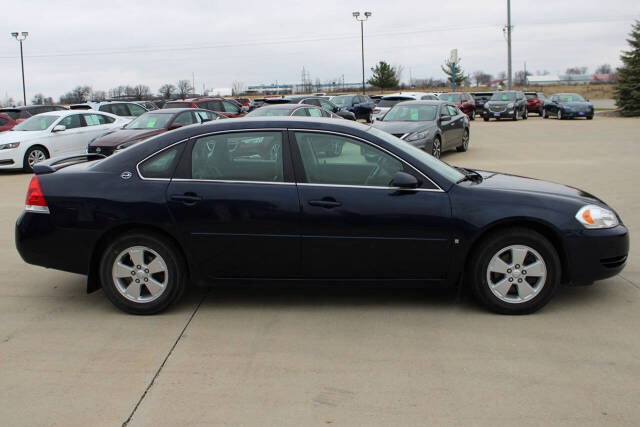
[99,231,187,315]
[523,109,528,120]
[457,129,469,152]
[483,116,489,122]
[470,109,475,121]
[468,228,560,314]
[543,109,549,119]
[23,146,49,173]
[587,115,593,120]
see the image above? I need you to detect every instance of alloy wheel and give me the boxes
[111,246,169,303]
[431,139,441,159]
[28,149,46,167]
[557,110,562,120]
[486,245,547,304]
[462,131,469,150]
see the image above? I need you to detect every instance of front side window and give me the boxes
[173,112,196,126]
[59,114,83,129]
[447,105,459,116]
[191,132,284,182]
[294,132,404,187]
[319,100,335,111]
[139,145,182,179]
[222,101,240,113]
[194,110,217,122]
[128,104,146,117]
[308,108,322,117]
[331,96,352,107]
[292,108,308,117]
[103,104,132,117]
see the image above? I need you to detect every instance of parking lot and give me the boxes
[1,114,639,426]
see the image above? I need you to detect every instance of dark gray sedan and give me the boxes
[372,100,469,159]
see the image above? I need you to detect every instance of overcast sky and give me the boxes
[1,0,637,102]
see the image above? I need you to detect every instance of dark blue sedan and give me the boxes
[15,118,628,315]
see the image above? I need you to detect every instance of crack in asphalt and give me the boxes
[619,274,640,290]
[122,290,208,427]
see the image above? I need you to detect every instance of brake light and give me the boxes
[25,176,49,213]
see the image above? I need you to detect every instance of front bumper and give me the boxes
[561,110,593,118]
[483,110,515,119]
[0,149,21,169]
[564,225,629,285]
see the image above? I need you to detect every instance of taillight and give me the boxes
[25,176,49,213]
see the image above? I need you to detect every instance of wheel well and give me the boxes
[87,224,190,293]
[23,144,50,167]
[464,220,569,284]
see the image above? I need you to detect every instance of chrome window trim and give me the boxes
[289,128,443,192]
[171,178,294,186]
[297,183,442,192]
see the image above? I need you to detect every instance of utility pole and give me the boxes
[11,32,28,105]
[506,0,512,90]
[353,11,372,95]
[192,72,195,96]
[523,61,527,86]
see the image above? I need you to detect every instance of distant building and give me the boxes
[246,82,366,95]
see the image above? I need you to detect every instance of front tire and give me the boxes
[430,137,442,159]
[99,231,187,315]
[523,109,528,120]
[483,116,489,122]
[468,228,560,314]
[470,109,475,121]
[513,110,519,121]
[23,146,49,173]
[557,109,563,120]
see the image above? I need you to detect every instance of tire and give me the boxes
[430,137,441,159]
[470,109,475,121]
[538,108,544,116]
[542,109,549,119]
[99,231,187,315]
[557,109,563,120]
[23,145,49,173]
[468,228,561,315]
[587,115,593,120]
[523,109,528,120]
[512,110,519,121]
[457,129,469,152]
[483,116,489,122]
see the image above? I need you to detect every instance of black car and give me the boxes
[482,91,528,121]
[16,118,628,315]
[471,92,494,111]
[372,101,469,159]
[543,93,594,120]
[330,94,375,121]
[0,105,67,121]
[245,104,343,119]
[298,97,356,121]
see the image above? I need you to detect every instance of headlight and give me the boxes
[405,130,429,142]
[575,205,619,229]
[0,142,20,150]
[507,103,514,109]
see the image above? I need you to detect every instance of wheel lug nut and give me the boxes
[522,270,526,274]
[515,264,520,269]
[136,265,141,269]
[518,278,522,283]
[144,269,149,273]
[508,278,513,282]
[144,278,148,282]
[131,271,135,275]
[135,279,140,283]
[507,269,512,273]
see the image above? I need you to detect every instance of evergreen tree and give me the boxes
[368,61,399,92]
[441,58,467,87]
[615,20,640,116]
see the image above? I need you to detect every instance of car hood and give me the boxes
[0,130,46,143]
[89,128,165,147]
[372,121,435,134]
[474,170,603,204]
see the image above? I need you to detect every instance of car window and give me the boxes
[194,110,216,122]
[292,108,308,117]
[304,99,320,107]
[165,102,192,109]
[191,132,284,182]
[173,112,196,126]
[102,104,132,117]
[319,100,335,111]
[308,108,323,117]
[204,101,222,111]
[447,105,459,116]
[222,101,240,113]
[440,105,450,118]
[83,114,109,126]
[0,118,7,126]
[331,96,351,107]
[294,132,404,187]
[383,105,437,122]
[320,109,331,118]
[59,114,83,129]
[128,103,146,117]
[139,145,182,179]
[13,115,57,131]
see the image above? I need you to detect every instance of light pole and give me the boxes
[11,31,28,105]
[352,11,371,95]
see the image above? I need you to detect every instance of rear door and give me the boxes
[445,105,464,147]
[166,130,300,279]
[291,130,452,280]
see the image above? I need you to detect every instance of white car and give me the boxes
[69,101,148,120]
[0,110,129,172]
[372,92,440,120]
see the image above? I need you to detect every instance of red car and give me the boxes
[163,97,246,118]
[0,113,18,132]
[437,92,477,120]
[233,97,251,107]
[524,92,547,116]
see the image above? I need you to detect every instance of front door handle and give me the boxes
[170,193,202,205]
[308,199,342,209]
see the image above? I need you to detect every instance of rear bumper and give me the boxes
[564,225,629,285]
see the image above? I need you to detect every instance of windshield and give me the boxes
[377,98,412,108]
[367,127,464,184]
[525,93,538,99]
[331,96,351,106]
[439,93,462,102]
[12,115,58,131]
[558,94,585,102]
[490,92,516,101]
[164,102,191,109]
[125,113,173,129]
[383,105,437,122]
[246,108,291,117]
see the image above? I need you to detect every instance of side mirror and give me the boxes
[168,123,183,130]
[440,116,451,123]
[391,171,420,189]
[52,124,66,132]
[241,106,249,113]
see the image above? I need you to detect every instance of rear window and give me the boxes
[164,102,192,109]
[438,93,462,102]
[377,98,413,108]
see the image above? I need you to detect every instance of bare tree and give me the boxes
[92,90,107,102]
[232,81,246,96]
[566,66,588,75]
[472,71,492,87]
[595,64,613,74]
[31,93,45,105]
[108,85,127,99]
[176,80,193,99]
[394,64,405,84]
[130,84,151,100]
[514,70,532,85]
[59,86,92,104]
[158,84,176,99]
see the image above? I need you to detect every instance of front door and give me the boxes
[291,131,453,280]
[49,113,89,155]
[166,130,300,279]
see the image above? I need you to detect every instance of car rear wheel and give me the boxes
[483,116,489,122]
[587,115,593,120]
[23,146,49,173]
[468,228,560,314]
[431,137,441,159]
[457,129,469,152]
[557,110,563,120]
[100,232,187,315]
[523,109,528,120]
[470,109,475,121]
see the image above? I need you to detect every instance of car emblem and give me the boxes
[120,171,132,180]
[96,147,101,153]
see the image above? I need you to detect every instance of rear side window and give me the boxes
[139,145,183,179]
[128,104,146,117]
[83,114,109,126]
[222,101,240,113]
[308,108,322,117]
[0,118,8,126]
[292,108,308,116]
[59,114,83,129]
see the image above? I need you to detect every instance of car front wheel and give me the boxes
[468,228,560,314]
[100,231,187,315]
[430,137,442,159]
[23,146,49,173]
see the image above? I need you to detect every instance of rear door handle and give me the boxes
[308,199,342,208]
[170,193,202,204]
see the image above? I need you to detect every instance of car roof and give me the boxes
[252,104,311,111]
[395,100,446,106]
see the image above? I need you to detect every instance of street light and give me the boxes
[353,11,372,95]
[11,31,28,106]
